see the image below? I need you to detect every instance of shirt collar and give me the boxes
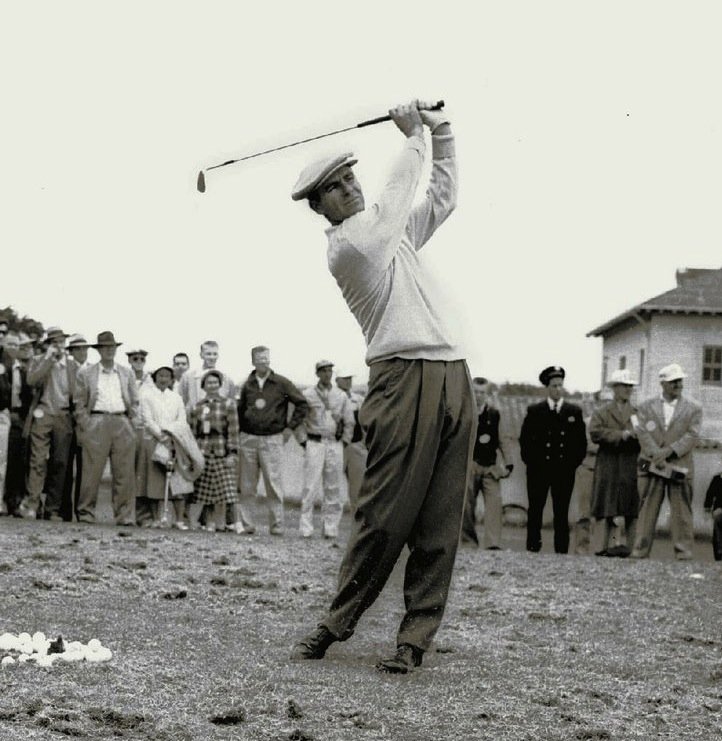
[547,398,563,410]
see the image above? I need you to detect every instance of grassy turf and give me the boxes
[0,506,720,741]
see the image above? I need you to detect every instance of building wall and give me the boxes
[647,314,722,437]
[599,320,650,400]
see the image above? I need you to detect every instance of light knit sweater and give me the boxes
[326,131,463,365]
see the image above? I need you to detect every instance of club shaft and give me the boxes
[204,100,445,172]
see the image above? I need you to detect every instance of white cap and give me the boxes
[659,363,686,382]
[607,369,637,386]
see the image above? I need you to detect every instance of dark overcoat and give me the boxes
[588,401,640,518]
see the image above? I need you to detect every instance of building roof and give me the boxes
[587,267,722,337]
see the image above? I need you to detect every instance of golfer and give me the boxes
[290,100,474,673]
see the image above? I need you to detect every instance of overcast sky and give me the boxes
[3,1,720,391]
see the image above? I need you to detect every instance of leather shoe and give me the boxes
[290,625,337,660]
[376,643,424,674]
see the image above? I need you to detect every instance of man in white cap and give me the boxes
[588,369,641,557]
[289,100,475,673]
[235,345,308,536]
[334,370,366,514]
[299,360,354,539]
[631,363,702,559]
[19,327,77,521]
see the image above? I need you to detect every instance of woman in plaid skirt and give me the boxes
[188,370,241,532]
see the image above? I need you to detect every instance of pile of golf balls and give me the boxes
[0,632,112,667]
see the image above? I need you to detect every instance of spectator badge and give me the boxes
[645,420,656,432]
[567,416,575,423]
[255,398,267,410]
[479,433,491,444]
[33,408,44,419]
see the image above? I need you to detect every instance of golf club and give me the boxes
[196,100,445,193]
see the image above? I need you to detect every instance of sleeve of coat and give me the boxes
[589,407,624,446]
[519,407,533,465]
[670,402,702,460]
[704,475,722,510]
[73,367,91,430]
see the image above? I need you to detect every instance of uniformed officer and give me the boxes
[519,366,587,553]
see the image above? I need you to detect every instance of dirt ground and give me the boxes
[0,503,720,741]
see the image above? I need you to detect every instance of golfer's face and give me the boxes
[316,166,364,224]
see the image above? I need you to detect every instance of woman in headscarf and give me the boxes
[188,370,242,532]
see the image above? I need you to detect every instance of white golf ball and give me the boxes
[0,634,18,651]
[1,656,15,666]
[36,655,54,667]
[87,639,102,650]
[18,633,31,643]
[18,643,34,655]
[67,641,83,652]
[17,654,31,663]
[31,631,46,643]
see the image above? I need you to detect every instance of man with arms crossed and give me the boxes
[290,100,474,673]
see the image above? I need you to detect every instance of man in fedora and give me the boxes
[73,331,139,525]
[19,327,78,521]
[588,369,641,557]
[290,101,475,673]
[631,363,702,559]
[520,366,587,554]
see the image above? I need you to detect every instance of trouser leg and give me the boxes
[550,469,575,554]
[43,413,74,517]
[0,411,9,511]
[25,414,54,511]
[594,518,611,554]
[77,418,113,522]
[397,362,474,650]
[344,442,366,515]
[258,434,285,530]
[5,415,29,515]
[631,476,665,557]
[526,469,550,552]
[323,360,473,650]
[712,512,722,561]
[668,481,694,559]
[299,441,324,536]
[481,472,502,549]
[460,469,481,545]
[321,440,343,538]
[237,434,260,530]
[108,417,137,525]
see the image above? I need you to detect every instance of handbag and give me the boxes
[152,440,173,466]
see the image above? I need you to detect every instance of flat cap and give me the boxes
[659,363,686,382]
[539,365,565,386]
[315,359,334,372]
[125,348,148,358]
[292,152,357,201]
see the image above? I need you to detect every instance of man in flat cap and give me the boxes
[235,345,308,536]
[298,360,354,539]
[631,363,702,559]
[19,327,78,521]
[73,331,139,525]
[290,100,474,673]
[588,369,641,557]
[519,366,587,554]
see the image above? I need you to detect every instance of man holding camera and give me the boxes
[631,363,702,560]
[19,327,78,521]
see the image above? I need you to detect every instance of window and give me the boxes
[702,346,722,385]
[619,356,626,370]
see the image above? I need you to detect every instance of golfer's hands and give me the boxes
[416,99,450,133]
[389,102,423,138]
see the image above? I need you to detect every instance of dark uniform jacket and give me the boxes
[704,474,722,511]
[519,400,587,470]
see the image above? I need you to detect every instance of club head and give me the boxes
[197,170,206,193]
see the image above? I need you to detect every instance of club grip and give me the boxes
[357,100,445,129]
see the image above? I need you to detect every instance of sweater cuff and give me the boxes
[432,133,455,160]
